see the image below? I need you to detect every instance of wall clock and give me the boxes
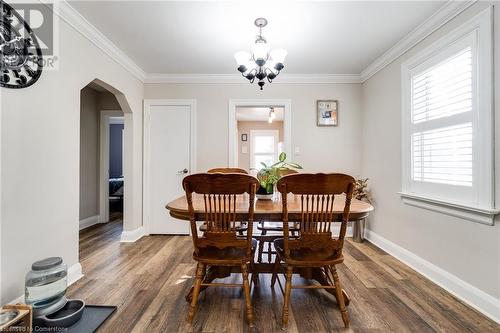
[0,0,43,89]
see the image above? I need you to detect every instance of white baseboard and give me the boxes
[67,262,84,285]
[364,229,500,324]
[8,262,84,305]
[9,294,24,305]
[120,226,145,243]
[79,215,100,230]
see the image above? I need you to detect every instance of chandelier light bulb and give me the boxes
[252,41,270,61]
[270,48,287,64]
[266,59,277,72]
[234,51,251,66]
[268,116,273,124]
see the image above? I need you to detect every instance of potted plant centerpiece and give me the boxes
[255,152,303,200]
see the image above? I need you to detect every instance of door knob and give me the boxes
[176,168,189,175]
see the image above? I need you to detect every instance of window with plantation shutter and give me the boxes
[411,47,473,188]
[400,8,496,225]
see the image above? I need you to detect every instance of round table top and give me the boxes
[166,193,373,221]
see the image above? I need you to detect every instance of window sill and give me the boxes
[398,192,498,226]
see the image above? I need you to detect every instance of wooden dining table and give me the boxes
[166,193,374,306]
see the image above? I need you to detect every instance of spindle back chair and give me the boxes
[271,173,355,329]
[182,173,259,327]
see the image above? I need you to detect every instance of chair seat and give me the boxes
[199,222,248,232]
[273,238,343,266]
[193,238,257,264]
[257,221,300,232]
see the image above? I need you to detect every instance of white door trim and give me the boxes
[143,99,197,235]
[99,110,123,223]
[228,99,292,167]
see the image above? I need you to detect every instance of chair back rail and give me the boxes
[183,173,258,257]
[207,167,248,174]
[276,173,355,257]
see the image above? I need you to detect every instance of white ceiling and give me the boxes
[236,107,284,121]
[69,1,445,75]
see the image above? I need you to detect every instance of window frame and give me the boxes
[250,130,279,170]
[400,7,496,225]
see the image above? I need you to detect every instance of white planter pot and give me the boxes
[256,193,273,200]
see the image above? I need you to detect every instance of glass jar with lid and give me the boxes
[25,257,68,311]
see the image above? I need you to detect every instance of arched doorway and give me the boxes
[78,79,133,239]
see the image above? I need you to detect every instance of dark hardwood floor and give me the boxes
[69,216,499,332]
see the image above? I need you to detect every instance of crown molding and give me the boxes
[144,73,361,84]
[360,0,476,82]
[56,0,146,81]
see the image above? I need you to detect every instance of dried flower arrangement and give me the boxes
[353,178,372,203]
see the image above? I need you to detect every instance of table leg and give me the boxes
[352,219,365,243]
[185,265,231,303]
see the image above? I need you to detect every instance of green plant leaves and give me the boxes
[255,153,303,192]
[285,162,303,169]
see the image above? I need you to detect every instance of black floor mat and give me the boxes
[65,305,116,333]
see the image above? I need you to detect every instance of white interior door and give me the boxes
[144,100,195,234]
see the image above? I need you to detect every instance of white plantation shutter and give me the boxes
[412,123,472,186]
[412,48,472,124]
[411,47,473,189]
[401,8,494,223]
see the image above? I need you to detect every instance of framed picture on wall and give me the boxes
[241,134,248,141]
[317,100,338,126]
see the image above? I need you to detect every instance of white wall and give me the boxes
[361,1,500,304]
[0,18,143,303]
[144,84,363,175]
[79,87,99,220]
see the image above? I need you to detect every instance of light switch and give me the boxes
[241,146,248,154]
[294,146,300,155]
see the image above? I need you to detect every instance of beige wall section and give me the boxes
[98,91,122,110]
[361,2,500,300]
[79,87,99,220]
[1,17,144,303]
[237,121,284,171]
[144,84,363,175]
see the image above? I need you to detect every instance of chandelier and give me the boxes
[234,18,287,90]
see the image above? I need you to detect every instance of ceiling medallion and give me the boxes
[0,0,43,89]
[234,18,287,90]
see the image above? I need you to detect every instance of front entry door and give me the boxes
[144,100,195,234]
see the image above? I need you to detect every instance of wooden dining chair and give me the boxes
[202,168,249,235]
[183,173,259,327]
[271,173,355,329]
[207,167,248,174]
[256,169,300,263]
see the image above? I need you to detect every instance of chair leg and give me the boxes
[188,263,205,323]
[270,256,280,288]
[257,230,266,263]
[250,257,259,286]
[281,265,293,329]
[241,263,254,327]
[331,266,349,328]
[267,242,272,263]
